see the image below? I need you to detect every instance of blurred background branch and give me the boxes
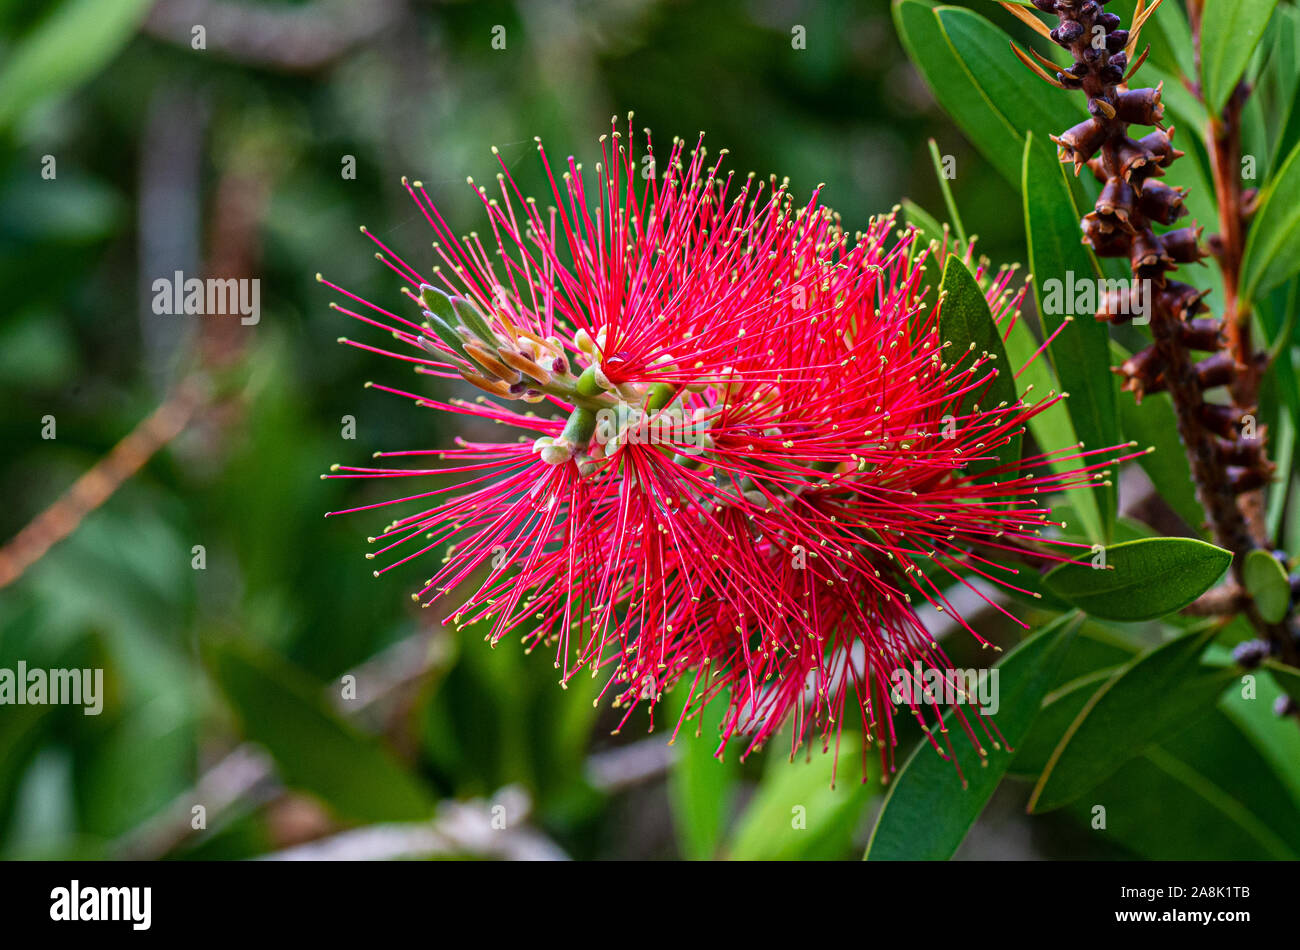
[144,0,407,73]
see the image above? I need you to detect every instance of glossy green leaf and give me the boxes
[1001,311,1107,542]
[1146,0,1197,79]
[1221,667,1300,809]
[1071,742,1297,859]
[893,0,1066,188]
[1071,688,1300,860]
[0,0,154,130]
[1200,0,1281,114]
[1043,537,1233,621]
[1008,624,1140,778]
[865,613,1080,860]
[938,254,1021,478]
[1245,549,1291,623]
[726,733,874,860]
[1023,132,1121,541]
[1010,666,1119,778]
[1028,626,1235,812]
[1242,140,1300,308]
[205,639,435,823]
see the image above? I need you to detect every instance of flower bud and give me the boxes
[419,283,457,323]
[1136,181,1188,225]
[1159,225,1206,264]
[1053,118,1109,166]
[1114,85,1163,125]
[451,295,499,347]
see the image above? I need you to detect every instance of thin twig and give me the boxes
[0,376,208,590]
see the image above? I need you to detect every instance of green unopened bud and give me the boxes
[575,365,606,398]
[419,284,458,324]
[451,296,498,347]
[560,406,598,450]
[539,442,572,465]
[646,382,677,413]
[423,313,470,361]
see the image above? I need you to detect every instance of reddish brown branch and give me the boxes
[1028,0,1294,664]
[0,377,207,589]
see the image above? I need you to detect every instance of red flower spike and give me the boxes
[319,121,1138,781]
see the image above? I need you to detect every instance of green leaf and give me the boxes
[1112,343,1205,532]
[1263,5,1300,173]
[864,612,1080,860]
[1241,140,1300,309]
[1264,660,1300,705]
[937,254,1021,478]
[892,0,1066,188]
[1028,626,1235,812]
[1146,0,1197,79]
[1072,691,1300,859]
[902,199,946,251]
[1007,623,1139,778]
[667,695,739,860]
[726,733,875,860]
[1245,549,1291,623]
[1220,667,1300,811]
[1043,537,1233,622]
[1072,741,1296,859]
[0,0,154,131]
[1001,310,1107,543]
[1023,132,1122,541]
[1009,666,1120,778]
[928,138,967,247]
[205,638,435,823]
[1200,0,1281,114]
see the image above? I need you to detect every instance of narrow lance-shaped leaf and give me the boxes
[892,0,1064,188]
[1002,309,1107,543]
[937,254,1021,479]
[865,612,1082,860]
[1200,0,1281,114]
[902,199,946,251]
[1043,537,1233,622]
[1264,660,1300,706]
[1023,131,1122,542]
[1028,625,1236,812]
[1241,139,1300,309]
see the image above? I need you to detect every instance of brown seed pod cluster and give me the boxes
[1017,0,1275,542]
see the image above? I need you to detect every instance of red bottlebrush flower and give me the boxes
[320,119,1137,783]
